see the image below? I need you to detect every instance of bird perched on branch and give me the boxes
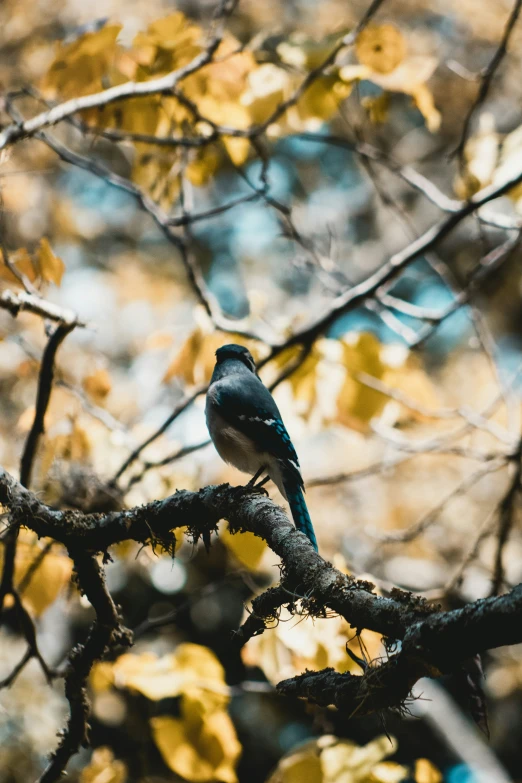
[206,343,318,551]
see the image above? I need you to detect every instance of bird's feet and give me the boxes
[233,477,270,498]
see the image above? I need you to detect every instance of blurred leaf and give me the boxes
[454,113,499,198]
[151,708,241,783]
[342,29,440,132]
[267,735,408,783]
[294,75,352,129]
[80,747,127,783]
[493,122,522,210]
[336,333,388,432]
[37,238,66,286]
[40,420,92,479]
[221,527,267,570]
[0,247,38,286]
[0,531,72,617]
[83,368,112,403]
[356,24,407,74]
[277,31,349,71]
[132,11,201,69]
[164,327,204,385]
[186,145,222,188]
[164,321,260,386]
[243,607,383,686]
[414,759,442,783]
[42,24,122,99]
[241,64,291,126]
[266,740,322,783]
[92,644,228,707]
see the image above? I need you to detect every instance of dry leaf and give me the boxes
[242,607,382,686]
[80,747,127,783]
[220,527,267,570]
[0,531,73,617]
[151,709,241,783]
[0,247,38,286]
[414,759,442,783]
[356,24,407,74]
[336,332,389,432]
[37,238,66,286]
[42,25,122,100]
[92,644,229,707]
[83,369,112,403]
[267,735,406,783]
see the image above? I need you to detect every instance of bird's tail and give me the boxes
[284,481,318,552]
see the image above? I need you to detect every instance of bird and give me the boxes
[206,343,318,551]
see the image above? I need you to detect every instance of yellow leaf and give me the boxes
[94,645,228,707]
[220,527,267,570]
[322,735,397,781]
[336,332,388,432]
[0,532,72,617]
[339,64,373,83]
[80,747,127,783]
[91,662,114,693]
[369,57,440,132]
[164,326,260,386]
[37,238,66,286]
[341,47,440,133]
[186,146,221,188]
[356,24,407,74]
[491,121,522,208]
[83,369,112,403]
[268,735,400,783]
[132,151,181,210]
[454,112,498,199]
[369,762,409,783]
[295,76,352,128]
[0,247,38,286]
[196,98,251,166]
[411,84,441,133]
[414,759,442,783]
[371,56,438,92]
[266,741,322,783]
[242,607,382,686]
[133,12,201,67]
[164,327,205,385]
[277,31,349,71]
[203,39,256,101]
[241,64,291,126]
[42,25,122,99]
[151,710,241,783]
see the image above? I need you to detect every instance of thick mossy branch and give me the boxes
[0,468,434,641]
[2,466,522,724]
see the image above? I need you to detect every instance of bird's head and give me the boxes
[215,343,256,373]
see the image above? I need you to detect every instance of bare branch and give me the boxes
[0,288,83,325]
[453,0,522,164]
[20,322,75,488]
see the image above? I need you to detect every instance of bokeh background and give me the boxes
[1,0,522,781]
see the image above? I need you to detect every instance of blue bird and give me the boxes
[206,343,318,551]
